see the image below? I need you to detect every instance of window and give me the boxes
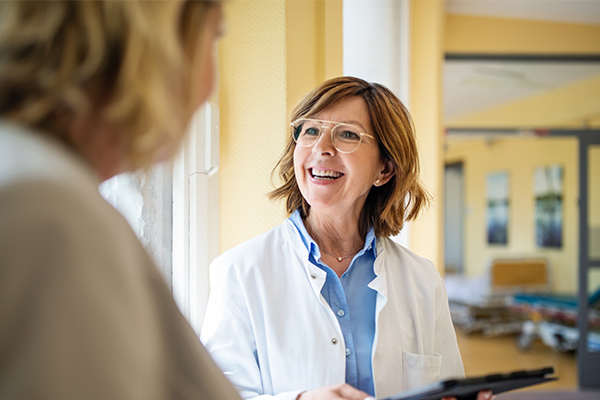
[100,102,220,335]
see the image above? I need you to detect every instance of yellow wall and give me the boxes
[445,14,600,54]
[445,137,579,293]
[409,0,446,270]
[218,1,342,252]
[218,2,288,252]
[286,1,343,115]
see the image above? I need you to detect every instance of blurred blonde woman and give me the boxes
[0,1,240,399]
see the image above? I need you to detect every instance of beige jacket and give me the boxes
[0,121,240,400]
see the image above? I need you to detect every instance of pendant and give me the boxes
[337,256,342,262]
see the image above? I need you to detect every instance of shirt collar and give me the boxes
[287,209,377,262]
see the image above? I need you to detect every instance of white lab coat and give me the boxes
[201,219,464,400]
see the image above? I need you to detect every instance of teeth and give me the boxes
[311,168,343,179]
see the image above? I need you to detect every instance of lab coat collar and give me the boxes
[282,219,328,304]
[368,237,388,299]
[283,219,389,308]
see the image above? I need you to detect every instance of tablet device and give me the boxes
[382,367,557,400]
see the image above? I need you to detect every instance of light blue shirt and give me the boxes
[289,210,377,396]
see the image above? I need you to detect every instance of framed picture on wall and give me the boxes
[534,164,563,248]
[486,171,509,245]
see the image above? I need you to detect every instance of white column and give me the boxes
[343,0,412,247]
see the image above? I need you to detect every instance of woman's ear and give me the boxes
[374,159,396,186]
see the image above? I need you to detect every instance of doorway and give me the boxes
[444,162,464,275]
[443,54,600,390]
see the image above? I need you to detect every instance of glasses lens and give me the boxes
[332,124,362,153]
[292,119,321,146]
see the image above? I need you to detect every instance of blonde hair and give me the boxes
[270,76,430,237]
[0,0,218,169]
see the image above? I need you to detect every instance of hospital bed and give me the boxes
[511,288,600,352]
[445,258,551,336]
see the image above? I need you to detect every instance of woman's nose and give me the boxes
[312,128,336,156]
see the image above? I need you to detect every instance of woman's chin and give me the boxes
[306,199,345,214]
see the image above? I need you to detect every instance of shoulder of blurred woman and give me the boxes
[0,121,145,271]
[0,127,153,308]
[0,121,100,203]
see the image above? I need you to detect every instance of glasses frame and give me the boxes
[290,118,375,154]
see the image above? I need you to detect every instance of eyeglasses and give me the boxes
[291,118,374,154]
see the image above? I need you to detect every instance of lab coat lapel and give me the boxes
[282,219,330,309]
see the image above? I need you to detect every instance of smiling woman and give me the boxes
[200,77,491,400]
[272,77,430,239]
[291,96,393,250]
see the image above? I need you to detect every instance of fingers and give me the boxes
[442,389,493,400]
[336,383,373,400]
[477,390,494,400]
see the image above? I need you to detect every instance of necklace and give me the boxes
[320,247,361,262]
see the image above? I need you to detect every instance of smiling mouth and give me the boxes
[310,168,344,181]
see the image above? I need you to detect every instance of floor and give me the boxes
[455,330,578,392]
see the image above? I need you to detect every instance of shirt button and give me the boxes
[331,338,338,345]
[346,348,351,356]
[337,309,345,317]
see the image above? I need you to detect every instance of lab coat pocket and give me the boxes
[402,351,442,390]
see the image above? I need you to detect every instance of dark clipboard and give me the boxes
[382,367,557,400]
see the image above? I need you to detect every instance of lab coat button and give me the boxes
[331,338,338,345]
[337,309,345,317]
[310,274,317,279]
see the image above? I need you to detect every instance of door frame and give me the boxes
[550,130,600,390]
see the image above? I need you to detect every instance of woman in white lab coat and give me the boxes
[202,77,488,400]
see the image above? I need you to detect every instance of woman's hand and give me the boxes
[442,389,494,400]
[297,384,375,400]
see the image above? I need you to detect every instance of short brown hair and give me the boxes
[270,76,430,237]
[0,0,219,169]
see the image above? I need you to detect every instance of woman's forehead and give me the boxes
[311,97,371,131]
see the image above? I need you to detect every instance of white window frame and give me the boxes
[172,102,220,335]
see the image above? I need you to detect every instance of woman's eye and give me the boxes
[304,127,320,136]
[338,130,360,141]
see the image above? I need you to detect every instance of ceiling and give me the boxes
[444,59,600,123]
[444,0,600,134]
